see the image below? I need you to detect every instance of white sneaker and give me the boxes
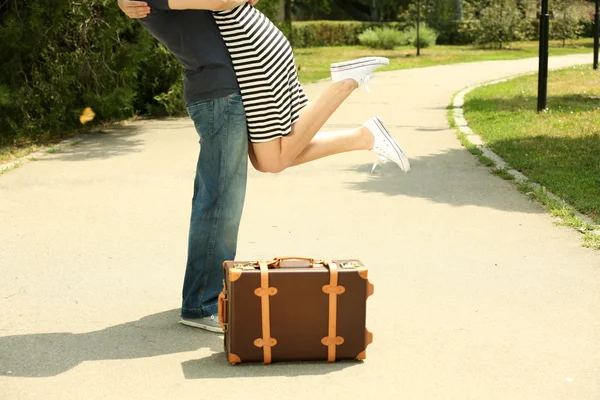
[364,116,410,173]
[180,315,224,333]
[330,57,389,87]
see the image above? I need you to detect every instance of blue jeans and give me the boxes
[181,93,248,319]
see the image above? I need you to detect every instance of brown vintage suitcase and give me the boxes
[218,257,374,365]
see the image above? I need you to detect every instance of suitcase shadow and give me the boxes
[181,353,362,379]
[0,309,223,378]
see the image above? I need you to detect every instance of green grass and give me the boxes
[0,144,45,165]
[492,168,516,180]
[515,181,600,249]
[294,38,594,83]
[463,65,600,226]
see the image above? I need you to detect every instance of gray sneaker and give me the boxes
[180,314,223,333]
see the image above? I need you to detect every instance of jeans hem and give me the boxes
[181,304,219,319]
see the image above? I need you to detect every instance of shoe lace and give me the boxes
[362,74,373,93]
[371,155,389,174]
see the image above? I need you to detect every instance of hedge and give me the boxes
[291,21,405,48]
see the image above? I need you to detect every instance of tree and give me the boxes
[409,0,464,44]
[461,0,529,47]
[550,0,585,46]
[302,0,409,22]
[254,0,281,20]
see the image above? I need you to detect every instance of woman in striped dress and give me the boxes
[130,0,410,173]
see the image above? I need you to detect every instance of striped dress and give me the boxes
[212,4,309,143]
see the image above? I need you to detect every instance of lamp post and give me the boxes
[594,0,599,70]
[537,0,550,112]
[417,0,421,56]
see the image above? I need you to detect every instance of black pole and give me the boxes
[284,0,293,45]
[417,0,421,56]
[594,0,599,70]
[537,0,550,112]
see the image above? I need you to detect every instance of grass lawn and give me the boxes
[462,65,600,225]
[294,38,594,83]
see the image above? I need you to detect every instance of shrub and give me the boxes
[357,28,379,48]
[0,0,184,147]
[358,27,406,50]
[405,24,439,48]
[292,20,404,48]
[466,2,528,48]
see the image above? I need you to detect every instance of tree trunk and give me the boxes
[331,0,372,21]
[284,0,293,44]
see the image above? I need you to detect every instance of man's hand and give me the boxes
[118,0,151,19]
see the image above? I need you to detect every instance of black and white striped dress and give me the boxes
[212,4,309,143]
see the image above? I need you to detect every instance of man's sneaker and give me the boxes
[364,116,410,173]
[330,57,389,87]
[180,315,223,333]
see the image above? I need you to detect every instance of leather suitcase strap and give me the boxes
[322,261,345,362]
[254,261,278,364]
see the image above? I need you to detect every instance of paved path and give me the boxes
[1,54,599,400]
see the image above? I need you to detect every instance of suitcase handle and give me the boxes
[272,257,315,267]
[218,289,227,332]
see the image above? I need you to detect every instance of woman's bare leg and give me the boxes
[289,127,374,166]
[248,127,374,170]
[250,78,362,173]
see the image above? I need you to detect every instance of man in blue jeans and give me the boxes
[118,0,257,332]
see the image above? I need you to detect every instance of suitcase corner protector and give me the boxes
[358,268,368,280]
[228,353,241,365]
[229,269,243,282]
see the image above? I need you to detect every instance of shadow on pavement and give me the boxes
[45,125,146,162]
[0,309,222,378]
[342,148,545,214]
[181,353,360,379]
[47,120,195,162]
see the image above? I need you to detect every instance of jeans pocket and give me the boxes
[227,93,246,116]
[187,99,211,119]
[187,100,214,141]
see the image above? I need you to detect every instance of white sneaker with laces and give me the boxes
[364,116,410,173]
[330,57,389,89]
[180,314,223,333]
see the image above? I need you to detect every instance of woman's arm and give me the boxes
[167,0,248,11]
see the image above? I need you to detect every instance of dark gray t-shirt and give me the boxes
[139,0,239,103]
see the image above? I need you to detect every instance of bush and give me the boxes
[405,24,439,48]
[292,20,404,48]
[358,28,406,50]
[464,2,528,48]
[0,0,184,147]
